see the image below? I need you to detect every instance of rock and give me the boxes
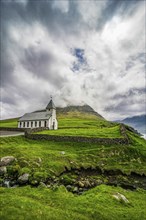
[0,166,7,175]
[18,173,29,184]
[60,151,65,155]
[84,180,91,188]
[79,188,83,191]
[112,193,129,203]
[78,181,84,188]
[9,180,17,187]
[2,180,10,188]
[0,156,16,166]
[39,182,47,188]
[73,187,78,193]
[66,185,72,191]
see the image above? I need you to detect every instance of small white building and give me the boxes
[18,99,58,129]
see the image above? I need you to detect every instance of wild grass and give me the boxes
[0,114,146,220]
[1,132,146,175]
[0,118,19,128]
[36,125,122,138]
[0,185,146,220]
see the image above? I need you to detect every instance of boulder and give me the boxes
[0,156,16,166]
[84,180,91,188]
[66,185,72,191]
[0,166,7,175]
[73,187,78,193]
[18,173,29,184]
[78,181,84,188]
[112,193,129,203]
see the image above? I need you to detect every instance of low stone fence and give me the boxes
[0,124,130,145]
[25,132,129,144]
[25,124,130,145]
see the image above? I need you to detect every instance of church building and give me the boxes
[18,99,58,130]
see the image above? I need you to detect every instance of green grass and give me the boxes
[36,125,122,138]
[0,185,146,220]
[1,114,146,219]
[0,132,146,175]
[0,118,19,128]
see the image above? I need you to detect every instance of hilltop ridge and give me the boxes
[57,105,104,119]
[33,104,104,120]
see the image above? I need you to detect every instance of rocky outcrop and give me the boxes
[18,173,29,185]
[112,193,129,203]
[0,166,7,175]
[0,156,16,166]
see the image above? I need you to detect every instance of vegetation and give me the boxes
[1,132,146,175]
[36,125,122,138]
[0,118,19,128]
[1,185,146,220]
[0,111,146,219]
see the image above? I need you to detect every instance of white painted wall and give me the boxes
[18,108,58,129]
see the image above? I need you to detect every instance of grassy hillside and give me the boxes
[36,117,121,138]
[1,185,146,220]
[0,118,19,128]
[1,110,146,219]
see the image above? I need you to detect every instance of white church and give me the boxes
[18,98,58,130]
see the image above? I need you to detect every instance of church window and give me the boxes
[27,122,29,127]
[35,121,37,127]
[39,121,41,127]
[20,122,21,128]
[31,121,33,127]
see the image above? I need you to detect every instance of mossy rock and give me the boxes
[7,164,20,177]
[60,174,76,185]
[29,171,48,185]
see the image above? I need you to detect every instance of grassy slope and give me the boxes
[1,133,146,175]
[0,118,18,128]
[1,185,146,220]
[1,113,146,219]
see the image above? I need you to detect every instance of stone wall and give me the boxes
[25,124,130,145]
[25,133,129,144]
[1,124,130,145]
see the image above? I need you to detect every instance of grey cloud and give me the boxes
[1,0,145,120]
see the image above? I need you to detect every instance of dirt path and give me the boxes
[0,130,24,137]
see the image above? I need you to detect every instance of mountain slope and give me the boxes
[57,105,104,119]
[118,115,146,134]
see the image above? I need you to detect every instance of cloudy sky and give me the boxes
[1,0,145,120]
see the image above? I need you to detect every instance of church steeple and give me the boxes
[46,98,56,110]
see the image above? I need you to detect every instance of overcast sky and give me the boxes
[1,0,145,120]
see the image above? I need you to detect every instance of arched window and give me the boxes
[39,121,41,127]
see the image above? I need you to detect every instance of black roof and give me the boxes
[46,99,56,110]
